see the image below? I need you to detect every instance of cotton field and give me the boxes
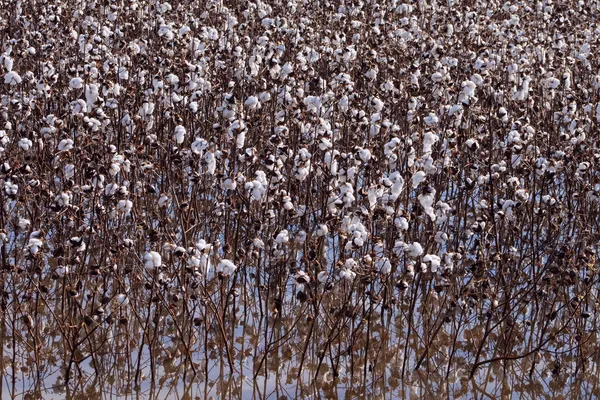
[1,0,600,398]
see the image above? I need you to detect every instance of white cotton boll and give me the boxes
[295,167,309,181]
[424,112,439,126]
[105,183,118,196]
[28,238,43,255]
[252,237,264,249]
[85,83,99,110]
[435,231,448,244]
[418,189,436,221]
[18,138,33,151]
[423,254,441,272]
[217,259,236,276]
[462,80,476,97]
[18,218,31,231]
[546,77,560,89]
[117,199,133,215]
[376,257,392,274]
[340,268,356,281]
[4,71,22,85]
[158,193,172,208]
[144,251,162,269]
[339,95,349,113]
[357,148,371,162]
[317,271,329,284]
[471,74,484,86]
[69,77,83,89]
[465,138,479,151]
[394,216,409,231]
[236,131,246,148]
[316,224,329,237]
[55,192,71,207]
[423,132,439,154]
[275,229,290,244]
[371,97,384,112]
[245,95,260,110]
[3,56,13,72]
[449,104,463,116]
[222,178,237,190]
[407,242,423,258]
[318,137,332,150]
[173,125,186,144]
[431,71,444,82]
[412,171,426,188]
[58,139,74,151]
[202,151,216,174]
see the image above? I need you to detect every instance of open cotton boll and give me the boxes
[28,238,43,255]
[339,268,356,281]
[546,77,560,89]
[18,138,33,151]
[394,216,409,231]
[412,171,426,188]
[144,251,162,268]
[217,259,236,276]
[173,125,186,144]
[4,71,22,85]
[315,224,329,237]
[407,242,423,258]
[58,139,74,151]
[18,218,31,231]
[69,77,83,89]
[275,229,290,244]
[418,188,437,221]
[422,132,438,154]
[244,96,260,110]
[424,112,439,126]
[423,254,441,272]
[376,257,392,274]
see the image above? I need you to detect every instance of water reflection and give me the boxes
[1,262,597,399]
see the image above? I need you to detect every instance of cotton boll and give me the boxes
[412,171,426,188]
[340,268,356,281]
[376,257,392,274]
[418,187,437,221]
[69,77,83,89]
[217,259,236,276]
[19,138,33,151]
[465,138,479,151]
[58,139,74,151]
[117,199,133,215]
[28,238,43,255]
[424,112,439,126]
[546,77,560,89]
[407,242,423,258]
[4,71,22,85]
[423,132,438,154]
[173,125,186,144]
[18,218,31,231]
[275,229,290,244]
[357,148,371,162]
[317,271,329,284]
[316,224,329,237]
[423,254,441,272]
[144,251,162,269]
[245,95,260,110]
[394,216,409,231]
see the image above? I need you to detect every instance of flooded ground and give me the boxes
[2,258,599,399]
